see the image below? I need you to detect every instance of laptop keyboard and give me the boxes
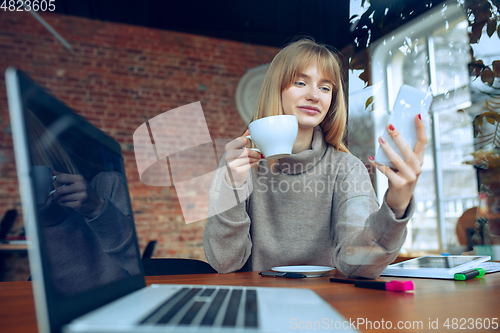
[140,287,259,329]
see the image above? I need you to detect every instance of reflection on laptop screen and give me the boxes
[28,107,140,296]
[7,68,145,332]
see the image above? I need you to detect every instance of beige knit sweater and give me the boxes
[204,127,414,278]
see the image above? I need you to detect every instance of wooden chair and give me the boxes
[456,207,477,249]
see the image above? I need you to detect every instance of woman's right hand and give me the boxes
[224,129,263,188]
[51,171,105,218]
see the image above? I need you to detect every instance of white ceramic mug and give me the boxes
[247,115,298,159]
[32,165,53,205]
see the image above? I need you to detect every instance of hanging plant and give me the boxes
[473,94,500,150]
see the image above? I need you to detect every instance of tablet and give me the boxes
[381,255,491,279]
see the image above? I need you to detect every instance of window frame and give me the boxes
[370,2,473,252]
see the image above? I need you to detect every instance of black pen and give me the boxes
[330,278,414,292]
[259,271,307,279]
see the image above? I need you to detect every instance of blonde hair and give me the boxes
[253,38,349,154]
[27,110,78,175]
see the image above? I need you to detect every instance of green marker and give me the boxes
[454,268,486,281]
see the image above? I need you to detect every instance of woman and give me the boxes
[204,38,426,278]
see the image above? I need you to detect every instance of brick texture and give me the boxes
[0,11,279,281]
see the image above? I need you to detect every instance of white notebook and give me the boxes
[381,255,491,279]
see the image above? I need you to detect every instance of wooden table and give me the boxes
[0,243,28,252]
[1,270,499,333]
[0,242,28,282]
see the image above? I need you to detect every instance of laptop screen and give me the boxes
[6,68,145,332]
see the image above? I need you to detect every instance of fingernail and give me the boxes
[388,124,395,131]
[52,175,57,182]
[49,189,56,196]
[418,114,421,120]
[369,156,374,161]
[380,137,385,144]
[261,154,265,159]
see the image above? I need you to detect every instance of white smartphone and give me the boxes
[374,85,433,168]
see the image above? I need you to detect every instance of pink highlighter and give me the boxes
[330,278,414,292]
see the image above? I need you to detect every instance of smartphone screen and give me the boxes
[374,85,433,168]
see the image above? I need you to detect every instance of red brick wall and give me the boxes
[0,11,279,281]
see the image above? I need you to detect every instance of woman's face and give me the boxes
[281,62,333,131]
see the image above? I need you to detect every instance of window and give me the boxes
[350,2,480,253]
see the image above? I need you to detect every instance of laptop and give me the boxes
[5,67,356,333]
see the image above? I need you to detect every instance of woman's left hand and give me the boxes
[51,171,105,218]
[369,115,427,219]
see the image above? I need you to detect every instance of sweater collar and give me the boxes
[274,126,327,175]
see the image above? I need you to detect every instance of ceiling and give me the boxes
[52,0,450,52]
[52,0,350,50]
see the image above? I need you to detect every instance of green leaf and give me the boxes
[471,22,486,44]
[487,19,497,38]
[365,96,374,109]
[476,116,484,134]
[476,116,484,127]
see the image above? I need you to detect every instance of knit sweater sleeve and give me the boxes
[203,158,253,273]
[332,157,414,279]
[86,171,140,276]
